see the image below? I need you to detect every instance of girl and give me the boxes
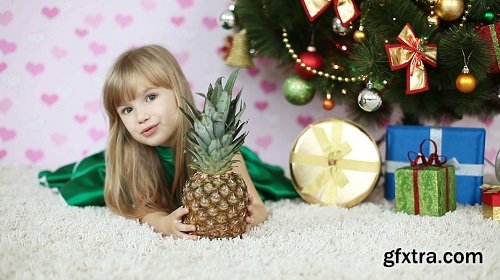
[39,45,298,239]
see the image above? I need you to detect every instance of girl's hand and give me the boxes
[245,193,254,233]
[163,206,198,240]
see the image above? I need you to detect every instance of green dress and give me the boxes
[38,146,299,207]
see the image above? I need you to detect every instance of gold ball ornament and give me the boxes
[353,30,366,43]
[435,0,464,22]
[455,68,476,94]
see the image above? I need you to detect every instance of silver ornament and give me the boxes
[332,17,350,36]
[219,10,236,30]
[358,81,382,112]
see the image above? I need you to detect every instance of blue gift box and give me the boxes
[385,125,485,205]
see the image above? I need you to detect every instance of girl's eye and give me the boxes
[121,107,133,115]
[146,94,157,102]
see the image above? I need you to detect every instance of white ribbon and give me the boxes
[386,127,483,177]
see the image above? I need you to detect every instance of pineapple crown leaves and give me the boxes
[179,69,248,174]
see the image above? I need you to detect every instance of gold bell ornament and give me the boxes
[225,29,254,68]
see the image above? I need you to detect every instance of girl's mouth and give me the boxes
[141,124,158,137]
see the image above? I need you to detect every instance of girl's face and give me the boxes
[117,75,179,147]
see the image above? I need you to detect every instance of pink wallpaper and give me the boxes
[0,0,499,176]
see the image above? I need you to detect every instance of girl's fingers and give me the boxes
[175,232,198,240]
[173,206,189,219]
[176,222,196,232]
[248,193,253,204]
[245,215,253,224]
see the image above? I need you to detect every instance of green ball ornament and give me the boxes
[283,75,315,105]
[483,11,495,24]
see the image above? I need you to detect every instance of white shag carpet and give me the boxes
[1,166,499,280]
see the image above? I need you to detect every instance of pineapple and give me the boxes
[180,69,249,239]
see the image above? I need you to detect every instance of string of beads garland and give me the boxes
[281,28,367,83]
[459,0,472,28]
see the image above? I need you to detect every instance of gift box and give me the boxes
[396,165,456,216]
[289,118,381,207]
[478,22,500,73]
[385,125,485,204]
[481,184,500,220]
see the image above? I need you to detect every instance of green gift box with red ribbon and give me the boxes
[395,139,456,216]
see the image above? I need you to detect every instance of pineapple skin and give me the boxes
[182,171,249,239]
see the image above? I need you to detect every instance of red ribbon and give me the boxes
[407,139,449,214]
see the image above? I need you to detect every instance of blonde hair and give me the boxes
[102,45,194,219]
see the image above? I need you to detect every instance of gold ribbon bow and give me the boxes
[481,184,500,194]
[385,23,437,94]
[290,121,380,204]
[301,0,360,26]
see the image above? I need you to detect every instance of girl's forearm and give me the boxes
[140,211,169,234]
[252,203,268,226]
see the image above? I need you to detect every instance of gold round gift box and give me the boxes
[289,118,381,207]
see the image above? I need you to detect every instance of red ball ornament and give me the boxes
[295,46,324,80]
[322,97,335,110]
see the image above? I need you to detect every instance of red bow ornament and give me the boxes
[385,24,437,94]
[301,0,360,26]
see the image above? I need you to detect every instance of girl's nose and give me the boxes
[137,112,150,123]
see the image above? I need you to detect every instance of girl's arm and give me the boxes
[232,153,269,229]
[140,207,198,240]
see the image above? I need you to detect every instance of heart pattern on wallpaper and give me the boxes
[85,14,103,28]
[41,7,59,19]
[51,133,67,145]
[83,64,97,74]
[74,114,87,124]
[0,11,13,26]
[85,99,101,113]
[260,80,277,94]
[26,149,44,163]
[256,135,273,149]
[26,63,45,76]
[485,148,498,163]
[89,128,106,142]
[141,0,157,11]
[246,68,260,77]
[115,14,132,27]
[202,17,217,30]
[0,39,17,55]
[171,16,185,26]
[75,28,88,38]
[255,57,273,67]
[0,62,6,73]
[41,93,59,106]
[0,98,12,113]
[2,2,498,169]
[0,127,16,142]
[174,51,190,65]
[89,42,106,55]
[51,47,68,59]
[255,101,269,112]
[481,116,494,127]
[178,0,194,9]
[297,115,314,128]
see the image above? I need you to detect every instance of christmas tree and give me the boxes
[218,0,500,126]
